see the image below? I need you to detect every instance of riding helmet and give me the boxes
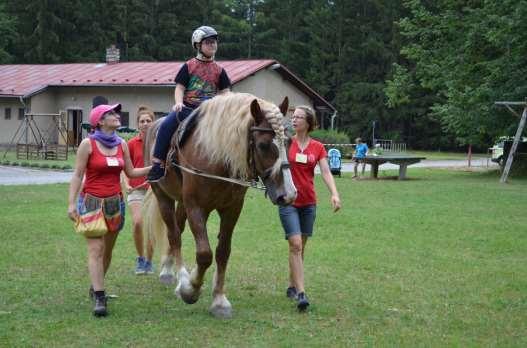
[191,26,218,49]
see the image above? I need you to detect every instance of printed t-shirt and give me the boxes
[175,58,231,108]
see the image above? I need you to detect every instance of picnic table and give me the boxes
[362,155,426,180]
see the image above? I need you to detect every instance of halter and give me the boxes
[248,126,290,183]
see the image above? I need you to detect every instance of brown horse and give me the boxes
[143,92,297,318]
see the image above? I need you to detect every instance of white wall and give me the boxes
[1,70,318,145]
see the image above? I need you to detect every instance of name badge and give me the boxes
[295,153,308,164]
[106,157,119,167]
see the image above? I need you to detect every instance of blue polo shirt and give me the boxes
[355,143,368,158]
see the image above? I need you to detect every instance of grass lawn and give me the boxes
[0,168,526,346]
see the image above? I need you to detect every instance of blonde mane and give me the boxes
[193,92,286,179]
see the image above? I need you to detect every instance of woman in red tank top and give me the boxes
[67,102,151,317]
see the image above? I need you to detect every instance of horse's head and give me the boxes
[249,97,297,206]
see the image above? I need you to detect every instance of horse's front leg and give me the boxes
[209,203,243,319]
[176,206,211,304]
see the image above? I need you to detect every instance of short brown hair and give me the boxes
[136,105,154,123]
[295,105,317,132]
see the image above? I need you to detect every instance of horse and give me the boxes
[143,92,297,318]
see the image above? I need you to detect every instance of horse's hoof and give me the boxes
[159,272,175,285]
[175,284,201,304]
[209,305,232,319]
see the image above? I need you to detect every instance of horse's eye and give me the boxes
[258,141,272,151]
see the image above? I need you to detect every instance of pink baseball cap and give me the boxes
[89,103,122,127]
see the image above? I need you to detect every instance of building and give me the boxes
[0,52,335,146]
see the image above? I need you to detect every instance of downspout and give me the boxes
[330,111,338,130]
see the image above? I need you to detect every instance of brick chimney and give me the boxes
[106,45,120,64]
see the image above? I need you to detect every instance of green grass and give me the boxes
[1,169,526,346]
[406,150,486,160]
[1,149,76,168]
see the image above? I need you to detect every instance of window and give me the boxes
[120,112,129,126]
[4,108,11,120]
[18,108,25,120]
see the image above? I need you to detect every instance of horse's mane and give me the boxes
[193,92,286,179]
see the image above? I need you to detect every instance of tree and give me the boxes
[0,2,17,63]
[388,0,527,148]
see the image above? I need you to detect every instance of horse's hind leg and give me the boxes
[155,191,185,285]
[209,204,243,319]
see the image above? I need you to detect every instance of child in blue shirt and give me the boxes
[353,137,368,178]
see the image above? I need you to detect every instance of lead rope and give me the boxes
[170,161,266,190]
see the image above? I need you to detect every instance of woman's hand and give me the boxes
[68,203,79,222]
[331,195,341,212]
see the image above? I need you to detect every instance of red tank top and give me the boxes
[83,138,124,197]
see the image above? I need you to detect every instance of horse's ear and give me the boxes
[279,96,289,116]
[250,99,264,123]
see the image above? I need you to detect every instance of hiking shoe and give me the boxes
[135,256,146,275]
[144,260,154,275]
[93,296,108,317]
[286,286,297,299]
[296,292,310,311]
[147,163,165,182]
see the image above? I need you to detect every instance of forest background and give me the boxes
[1,0,526,151]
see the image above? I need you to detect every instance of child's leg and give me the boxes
[152,111,179,162]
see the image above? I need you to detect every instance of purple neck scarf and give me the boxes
[89,129,122,148]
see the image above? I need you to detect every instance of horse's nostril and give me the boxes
[276,195,287,206]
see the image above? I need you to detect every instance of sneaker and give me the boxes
[135,256,146,275]
[286,286,297,299]
[296,292,310,311]
[93,296,107,317]
[144,260,154,275]
[147,163,165,182]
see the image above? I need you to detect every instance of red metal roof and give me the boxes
[0,59,335,111]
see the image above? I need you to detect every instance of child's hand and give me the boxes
[173,102,185,112]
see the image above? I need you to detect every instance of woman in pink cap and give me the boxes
[67,103,151,317]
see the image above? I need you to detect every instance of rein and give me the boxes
[169,125,283,191]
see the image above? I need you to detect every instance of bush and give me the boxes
[311,129,353,158]
[30,162,40,168]
[51,164,60,169]
[21,162,30,167]
[11,161,20,166]
[62,164,72,170]
[40,163,50,169]
[2,160,11,165]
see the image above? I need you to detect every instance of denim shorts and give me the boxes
[278,204,316,240]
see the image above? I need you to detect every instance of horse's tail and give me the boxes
[142,188,168,259]
[143,117,165,166]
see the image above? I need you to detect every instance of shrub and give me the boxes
[62,164,72,170]
[311,129,353,158]
[21,162,30,167]
[30,162,40,168]
[51,164,60,169]
[40,163,50,169]
[11,161,20,166]
[2,160,11,165]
